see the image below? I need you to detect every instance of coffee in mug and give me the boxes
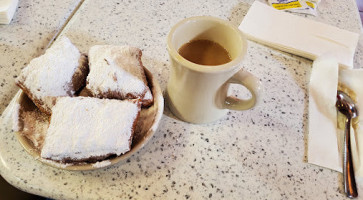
[178,39,231,66]
[166,16,261,123]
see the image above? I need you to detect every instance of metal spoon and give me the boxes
[336,90,359,198]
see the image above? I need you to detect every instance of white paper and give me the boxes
[308,56,341,172]
[0,0,18,24]
[239,1,359,68]
[308,57,363,183]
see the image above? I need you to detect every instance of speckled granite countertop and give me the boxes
[1,0,363,199]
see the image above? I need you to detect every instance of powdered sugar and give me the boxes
[86,45,147,98]
[40,97,140,161]
[21,110,49,148]
[92,160,112,168]
[12,102,20,132]
[16,36,82,99]
[32,120,48,147]
[144,89,153,101]
[40,158,73,168]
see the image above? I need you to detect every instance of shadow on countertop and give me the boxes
[0,176,46,200]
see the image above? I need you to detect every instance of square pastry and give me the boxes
[86,45,153,106]
[40,97,141,163]
[16,36,88,115]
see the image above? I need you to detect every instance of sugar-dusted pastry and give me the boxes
[15,36,89,115]
[40,97,141,163]
[86,45,153,106]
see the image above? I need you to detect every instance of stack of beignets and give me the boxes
[15,36,153,164]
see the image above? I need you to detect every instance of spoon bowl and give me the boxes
[336,91,358,119]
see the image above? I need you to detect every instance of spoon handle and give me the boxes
[344,117,358,198]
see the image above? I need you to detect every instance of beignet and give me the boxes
[40,96,141,163]
[15,36,88,115]
[86,45,153,106]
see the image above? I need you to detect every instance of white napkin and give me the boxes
[308,56,341,172]
[308,55,363,181]
[0,0,18,24]
[239,1,359,68]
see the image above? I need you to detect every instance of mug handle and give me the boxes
[223,70,261,110]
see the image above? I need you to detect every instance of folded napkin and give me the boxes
[308,56,340,172]
[0,0,18,24]
[308,55,363,182]
[239,1,359,68]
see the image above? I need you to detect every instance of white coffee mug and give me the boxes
[166,16,261,123]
